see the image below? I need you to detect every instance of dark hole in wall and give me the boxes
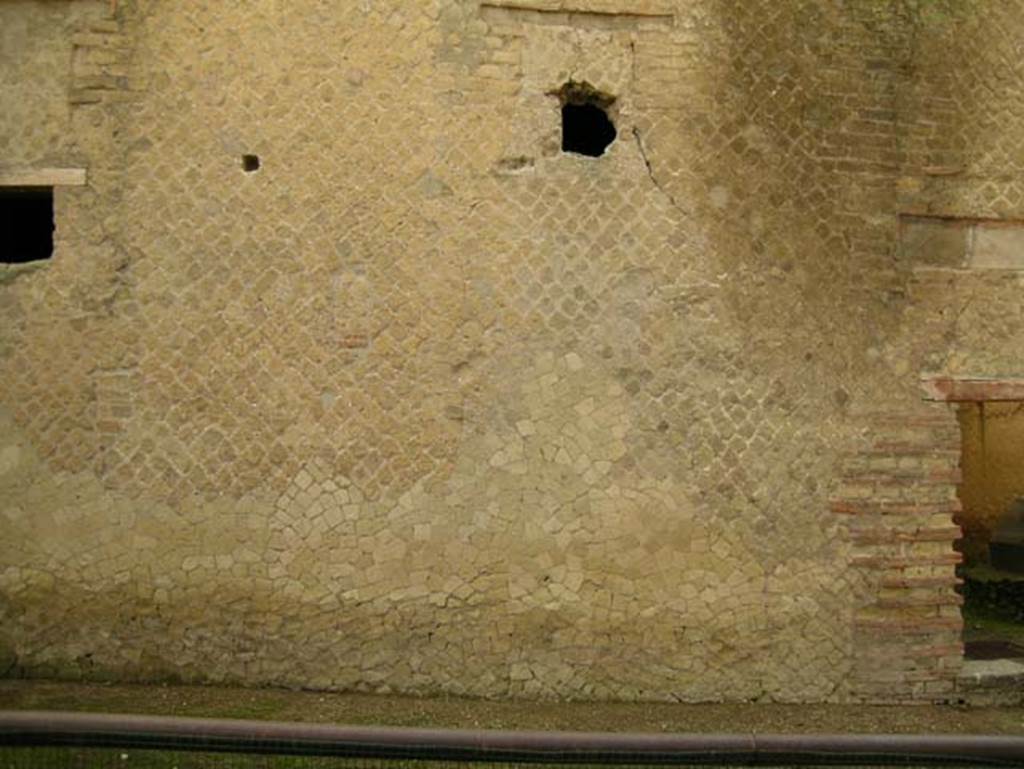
[562,103,617,157]
[556,81,616,158]
[242,154,261,173]
[0,187,54,263]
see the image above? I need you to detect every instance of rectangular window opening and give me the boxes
[1,186,55,264]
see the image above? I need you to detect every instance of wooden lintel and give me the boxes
[0,168,87,187]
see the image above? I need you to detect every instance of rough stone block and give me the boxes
[969,224,1024,269]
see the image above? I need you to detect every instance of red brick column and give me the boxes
[833,406,964,702]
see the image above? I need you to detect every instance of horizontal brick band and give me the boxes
[830,500,961,516]
[849,526,961,545]
[874,593,963,609]
[853,617,963,632]
[879,576,963,589]
[841,470,962,485]
[850,553,962,569]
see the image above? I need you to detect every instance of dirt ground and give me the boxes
[1,680,1023,736]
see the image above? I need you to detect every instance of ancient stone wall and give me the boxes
[2,0,1024,703]
[845,0,1024,701]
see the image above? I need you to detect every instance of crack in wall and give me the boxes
[632,126,687,218]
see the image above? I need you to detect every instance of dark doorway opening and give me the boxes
[556,81,616,158]
[956,402,1024,662]
[1,187,54,263]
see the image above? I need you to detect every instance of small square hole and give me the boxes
[1,187,54,263]
[562,103,617,157]
[554,81,617,158]
[242,155,261,173]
